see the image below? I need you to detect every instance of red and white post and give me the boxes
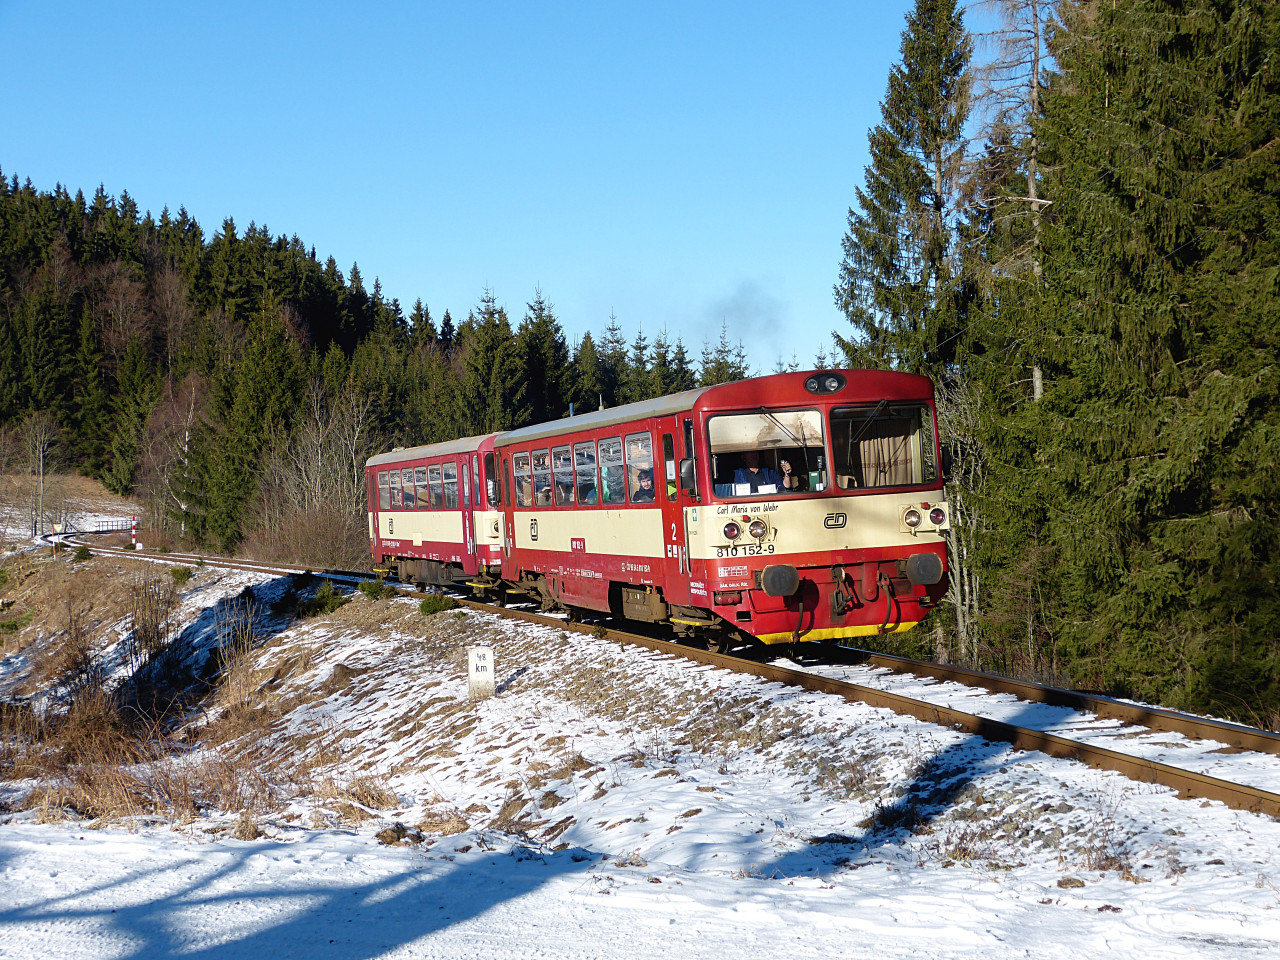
[131,515,137,550]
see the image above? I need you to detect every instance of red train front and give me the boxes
[490,369,950,648]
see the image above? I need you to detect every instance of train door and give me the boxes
[461,460,476,574]
[680,415,709,594]
[367,470,379,552]
[658,417,691,606]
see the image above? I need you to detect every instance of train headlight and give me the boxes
[929,507,946,526]
[748,519,768,540]
[804,372,847,394]
[903,508,922,529]
[723,521,742,541]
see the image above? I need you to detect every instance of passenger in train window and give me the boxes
[630,469,656,503]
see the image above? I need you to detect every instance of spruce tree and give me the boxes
[834,0,973,374]
[458,291,528,433]
[1019,0,1280,716]
[516,290,569,424]
[567,333,604,413]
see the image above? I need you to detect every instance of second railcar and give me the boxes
[366,433,504,589]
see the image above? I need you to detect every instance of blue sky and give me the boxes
[0,0,930,372]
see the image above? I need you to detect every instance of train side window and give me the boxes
[377,471,390,511]
[414,466,429,510]
[389,469,403,508]
[683,419,694,458]
[462,463,470,509]
[400,468,416,509]
[504,456,513,506]
[513,452,532,508]
[574,441,598,504]
[552,445,574,506]
[598,437,626,505]
[428,464,443,508]
[484,452,500,506]
[443,461,459,509]
[625,432,655,503]
[472,454,480,505]
[661,434,677,502]
[531,449,552,506]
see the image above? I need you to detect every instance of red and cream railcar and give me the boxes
[493,369,951,647]
[366,434,504,588]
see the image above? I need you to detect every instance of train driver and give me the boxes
[733,451,798,493]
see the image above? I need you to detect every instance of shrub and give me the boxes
[72,546,91,563]
[1,610,33,633]
[296,580,351,619]
[170,567,193,585]
[356,579,397,601]
[419,594,459,616]
[0,566,7,590]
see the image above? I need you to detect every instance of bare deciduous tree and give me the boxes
[248,381,379,568]
[90,262,152,366]
[152,266,195,379]
[935,374,984,665]
[21,410,63,537]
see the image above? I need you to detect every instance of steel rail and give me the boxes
[462,600,1280,818]
[66,539,1280,818]
[830,648,1280,756]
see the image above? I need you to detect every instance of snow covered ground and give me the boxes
[783,658,1280,795]
[2,561,1280,959]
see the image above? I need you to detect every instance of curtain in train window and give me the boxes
[377,472,390,510]
[574,442,598,504]
[443,462,459,509]
[598,437,626,505]
[625,432,655,503]
[551,446,575,505]
[830,404,935,490]
[389,469,402,508]
[414,467,429,510]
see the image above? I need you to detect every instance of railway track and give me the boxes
[66,536,1280,819]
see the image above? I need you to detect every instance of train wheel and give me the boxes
[706,633,731,655]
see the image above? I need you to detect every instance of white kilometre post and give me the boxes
[468,646,495,700]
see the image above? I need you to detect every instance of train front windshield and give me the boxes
[829,403,938,490]
[708,409,827,497]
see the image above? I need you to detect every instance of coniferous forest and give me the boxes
[2,0,1278,724]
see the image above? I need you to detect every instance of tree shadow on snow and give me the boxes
[0,831,598,960]
[758,700,1050,879]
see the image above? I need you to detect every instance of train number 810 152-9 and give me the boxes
[715,543,776,558]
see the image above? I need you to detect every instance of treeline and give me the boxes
[0,174,758,563]
[840,0,1279,722]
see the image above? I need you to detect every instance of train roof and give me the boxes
[493,369,934,448]
[494,386,710,448]
[366,433,497,469]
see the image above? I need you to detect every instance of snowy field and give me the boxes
[2,557,1279,959]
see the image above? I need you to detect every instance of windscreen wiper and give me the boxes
[759,407,812,481]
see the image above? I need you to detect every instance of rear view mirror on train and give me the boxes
[679,458,697,495]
